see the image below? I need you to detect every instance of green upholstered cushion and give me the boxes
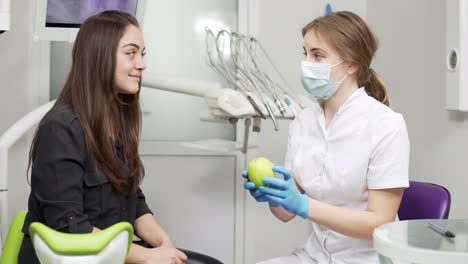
[29,222,133,255]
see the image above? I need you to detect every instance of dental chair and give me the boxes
[1,212,222,264]
[30,225,223,264]
[1,212,133,264]
[179,249,224,264]
[0,211,27,264]
[30,224,224,263]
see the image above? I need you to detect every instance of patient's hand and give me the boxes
[143,246,187,264]
[159,239,176,248]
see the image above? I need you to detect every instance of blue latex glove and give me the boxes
[259,166,309,219]
[242,170,279,207]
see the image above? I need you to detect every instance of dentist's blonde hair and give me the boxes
[302,11,389,106]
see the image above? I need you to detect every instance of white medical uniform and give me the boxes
[261,88,410,264]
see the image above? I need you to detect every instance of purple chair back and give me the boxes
[398,181,451,220]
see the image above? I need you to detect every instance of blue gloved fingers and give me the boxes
[272,165,291,181]
[255,192,281,207]
[244,181,256,190]
[262,194,284,206]
[244,181,266,199]
[254,193,271,203]
[249,189,281,207]
[242,170,248,179]
[259,186,286,198]
[262,177,288,190]
[251,188,265,198]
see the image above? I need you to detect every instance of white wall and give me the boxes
[139,0,236,141]
[367,0,468,218]
[50,42,72,99]
[0,0,43,134]
[0,0,49,230]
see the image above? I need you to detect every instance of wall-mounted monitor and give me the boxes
[34,0,146,42]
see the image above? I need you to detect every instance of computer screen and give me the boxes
[35,0,145,41]
[45,0,138,28]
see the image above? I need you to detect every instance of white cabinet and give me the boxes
[139,141,244,264]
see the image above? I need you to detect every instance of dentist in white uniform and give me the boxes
[243,11,410,264]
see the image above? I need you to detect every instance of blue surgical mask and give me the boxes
[301,60,348,100]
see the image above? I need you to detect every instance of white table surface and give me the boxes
[374,219,468,264]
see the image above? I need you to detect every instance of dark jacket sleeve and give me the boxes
[31,117,93,233]
[136,188,153,218]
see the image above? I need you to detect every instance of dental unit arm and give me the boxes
[141,75,300,123]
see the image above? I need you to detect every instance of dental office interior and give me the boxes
[1,0,468,263]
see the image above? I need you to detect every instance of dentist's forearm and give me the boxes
[307,198,389,240]
[270,205,296,222]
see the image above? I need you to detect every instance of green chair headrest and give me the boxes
[29,222,133,255]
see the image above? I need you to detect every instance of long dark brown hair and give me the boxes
[302,11,389,106]
[28,10,144,195]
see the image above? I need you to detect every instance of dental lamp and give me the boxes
[0,0,10,34]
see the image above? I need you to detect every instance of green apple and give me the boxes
[247,157,275,188]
